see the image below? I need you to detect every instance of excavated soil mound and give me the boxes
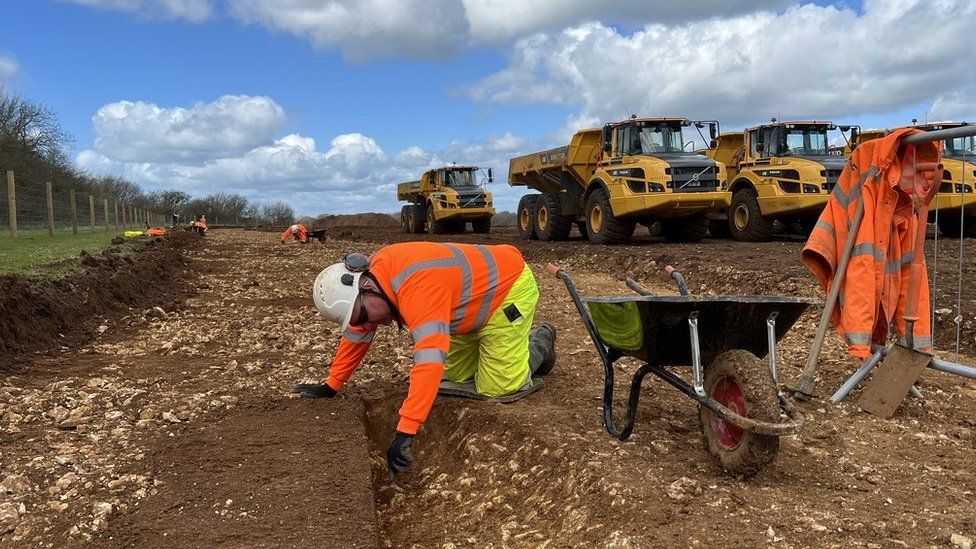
[0,233,194,368]
[96,397,379,548]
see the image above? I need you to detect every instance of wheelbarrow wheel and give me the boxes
[699,349,779,477]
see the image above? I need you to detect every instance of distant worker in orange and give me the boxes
[281,223,309,244]
[192,215,208,235]
[293,243,557,478]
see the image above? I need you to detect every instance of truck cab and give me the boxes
[852,121,976,237]
[397,166,495,234]
[707,120,857,241]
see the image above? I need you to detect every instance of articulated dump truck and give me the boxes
[853,121,976,238]
[706,120,858,241]
[509,117,730,244]
[397,165,495,234]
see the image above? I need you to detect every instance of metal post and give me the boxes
[688,312,704,396]
[45,181,55,237]
[121,202,127,230]
[114,200,119,230]
[766,312,779,383]
[70,190,78,235]
[5,170,15,238]
[103,198,110,231]
[89,195,96,230]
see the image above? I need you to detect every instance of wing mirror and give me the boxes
[487,168,493,183]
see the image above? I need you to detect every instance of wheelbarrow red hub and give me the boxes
[711,376,746,450]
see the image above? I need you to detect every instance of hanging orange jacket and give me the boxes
[281,224,309,243]
[802,128,941,358]
[325,242,526,434]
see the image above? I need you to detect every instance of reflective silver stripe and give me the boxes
[411,320,450,343]
[896,335,932,348]
[833,165,878,209]
[815,220,835,236]
[844,332,872,346]
[471,245,499,330]
[850,242,884,261]
[413,348,447,364]
[885,252,913,274]
[391,257,458,292]
[343,328,374,344]
[444,244,472,331]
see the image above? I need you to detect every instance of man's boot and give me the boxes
[529,322,557,376]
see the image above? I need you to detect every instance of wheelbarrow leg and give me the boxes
[830,347,886,403]
[688,311,705,397]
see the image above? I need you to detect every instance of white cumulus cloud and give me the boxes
[78,94,531,214]
[0,55,18,82]
[91,95,286,163]
[228,0,469,62]
[469,0,976,132]
[62,0,214,22]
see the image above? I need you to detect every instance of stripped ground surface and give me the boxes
[0,227,974,548]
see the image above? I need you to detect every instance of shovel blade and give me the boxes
[857,345,931,418]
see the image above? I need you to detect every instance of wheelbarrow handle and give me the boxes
[545,263,564,278]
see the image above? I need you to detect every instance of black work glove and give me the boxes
[291,383,337,398]
[386,432,414,478]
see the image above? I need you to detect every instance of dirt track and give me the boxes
[1,226,975,547]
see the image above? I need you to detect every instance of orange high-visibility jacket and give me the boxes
[281,224,308,243]
[325,242,526,434]
[194,217,208,231]
[802,128,941,358]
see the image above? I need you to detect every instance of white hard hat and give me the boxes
[313,263,361,331]
[291,224,299,234]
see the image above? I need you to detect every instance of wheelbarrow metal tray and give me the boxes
[582,295,814,366]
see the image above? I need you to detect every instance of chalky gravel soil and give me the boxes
[0,226,974,548]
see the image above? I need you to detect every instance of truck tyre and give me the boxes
[729,188,774,241]
[400,205,413,233]
[411,204,427,233]
[699,350,780,477]
[661,215,709,243]
[937,213,976,238]
[585,187,635,244]
[708,218,731,238]
[472,217,491,234]
[535,192,573,241]
[427,204,450,235]
[517,195,539,240]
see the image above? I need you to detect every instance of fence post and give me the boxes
[103,198,110,231]
[114,200,119,230]
[5,170,15,238]
[45,181,55,237]
[121,202,127,230]
[70,190,78,235]
[89,195,95,230]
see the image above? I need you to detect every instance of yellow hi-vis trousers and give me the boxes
[444,265,538,397]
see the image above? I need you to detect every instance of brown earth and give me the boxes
[0,226,974,548]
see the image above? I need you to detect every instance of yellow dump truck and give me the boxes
[706,120,858,241]
[397,165,495,234]
[853,122,976,237]
[509,117,730,244]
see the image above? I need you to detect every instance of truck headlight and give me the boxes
[648,182,665,192]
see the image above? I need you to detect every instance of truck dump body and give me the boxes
[509,128,603,192]
[396,180,422,202]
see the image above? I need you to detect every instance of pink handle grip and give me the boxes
[546,263,563,278]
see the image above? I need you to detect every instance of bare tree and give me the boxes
[261,201,295,226]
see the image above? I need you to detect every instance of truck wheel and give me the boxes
[427,205,450,235]
[699,349,780,477]
[411,204,427,233]
[729,189,774,241]
[400,205,413,233]
[535,192,573,241]
[472,218,491,234]
[585,188,635,244]
[661,215,708,243]
[517,195,539,240]
[937,213,976,238]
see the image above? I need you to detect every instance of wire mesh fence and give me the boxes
[0,170,169,238]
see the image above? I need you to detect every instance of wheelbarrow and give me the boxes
[548,263,813,476]
[307,228,328,243]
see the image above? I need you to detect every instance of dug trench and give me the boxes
[1,228,975,547]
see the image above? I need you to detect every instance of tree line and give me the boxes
[0,87,295,226]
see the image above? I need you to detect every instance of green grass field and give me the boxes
[0,230,123,275]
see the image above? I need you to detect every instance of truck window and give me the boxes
[638,126,683,154]
[781,128,828,156]
[443,170,477,188]
[748,129,759,157]
[615,125,632,156]
[944,135,976,158]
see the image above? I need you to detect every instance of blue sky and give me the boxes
[1,0,972,214]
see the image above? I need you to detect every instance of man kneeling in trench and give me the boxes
[293,242,556,477]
